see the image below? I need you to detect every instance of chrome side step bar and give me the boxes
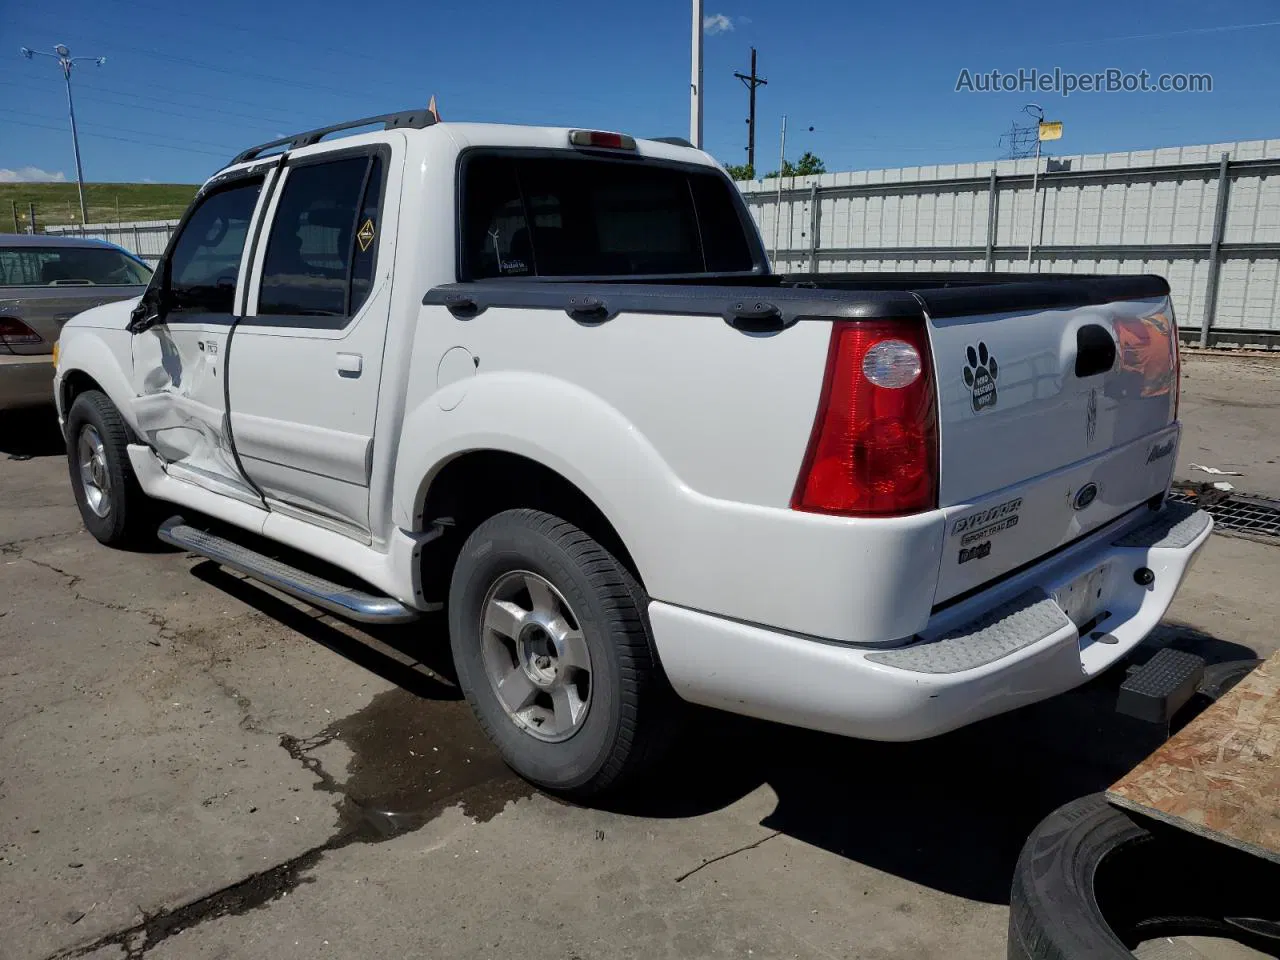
[158,516,420,624]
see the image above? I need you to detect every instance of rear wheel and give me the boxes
[447,508,676,797]
[66,390,154,546]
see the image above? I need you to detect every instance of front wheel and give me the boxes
[65,390,154,546]
[448,508,677,798]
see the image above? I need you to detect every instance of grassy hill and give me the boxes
[1,182,198,233]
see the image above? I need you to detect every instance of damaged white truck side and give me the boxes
[54,110,1209,796]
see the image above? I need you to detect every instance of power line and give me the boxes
[97,0,376,64]
[0,107,239,151]
[0,115,232,159]
[0,75,296,127]
[1053,18,1280,46]
[0,79,285,133]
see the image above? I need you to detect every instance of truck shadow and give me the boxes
[615,625,1258,904]
[0,407,64,459]
[188,561,461,702]
[177,562,1261,908]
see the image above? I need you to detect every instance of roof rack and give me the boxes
[650,136,695,148]
[229,108,437,165]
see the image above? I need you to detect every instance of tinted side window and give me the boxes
[689,172,753,273]
[168,179,262,315]
[348,155,384,316]
[462,156,530,278]
[461,154,757,279]
[258,157,371,318]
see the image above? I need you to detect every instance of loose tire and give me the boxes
[1009,793,1280,959]
[448,508,675,797]
[66,390,154,546]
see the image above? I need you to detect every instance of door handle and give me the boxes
[337,352,363,377]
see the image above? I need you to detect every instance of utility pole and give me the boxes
[20,44,106,225]
[690,0,704,148]
[772,114,787,264]
[734,47,767,171]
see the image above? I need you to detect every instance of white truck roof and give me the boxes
[209,109,720,188]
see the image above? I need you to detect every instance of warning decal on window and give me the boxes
[356,218,375,252]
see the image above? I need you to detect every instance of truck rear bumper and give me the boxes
[650,501,1212,741]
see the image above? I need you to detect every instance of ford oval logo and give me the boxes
[1074,483,1099,511]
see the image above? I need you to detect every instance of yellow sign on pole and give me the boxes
[1038,121,1063,141]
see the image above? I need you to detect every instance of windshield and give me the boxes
[0,246,153,287]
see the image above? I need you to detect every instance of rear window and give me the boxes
[0,246,151,287]
[461,154,756,279]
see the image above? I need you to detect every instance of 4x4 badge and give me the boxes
[962,341,999,412]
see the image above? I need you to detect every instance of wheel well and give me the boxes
[418,450,642,602]
[60,370,105,414]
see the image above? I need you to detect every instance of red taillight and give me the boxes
[792,319,938,517]
[0,317,42,345]
[1171,316,1182,421]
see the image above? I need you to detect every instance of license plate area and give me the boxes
[1054,562,1111,631]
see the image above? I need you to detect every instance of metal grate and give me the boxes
[1168,486,1280,540]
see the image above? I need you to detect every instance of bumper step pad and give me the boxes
[867,588,1072,675]
[1113,502,1211,550]
[1116,647,1206,725]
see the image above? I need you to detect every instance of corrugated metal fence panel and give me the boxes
[740,139,1280,345]
[43,220,179,263]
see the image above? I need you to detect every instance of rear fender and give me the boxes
[393,371,681,592]
[392,370,947,643]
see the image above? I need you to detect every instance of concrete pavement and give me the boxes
[2,355,1277,960]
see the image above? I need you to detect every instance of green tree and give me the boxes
[722,162,755,181]
[763,151,827,179]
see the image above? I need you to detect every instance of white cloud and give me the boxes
[0,166,67,183]
[703,13,734,34]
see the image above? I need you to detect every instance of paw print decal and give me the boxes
[962,342,999,412]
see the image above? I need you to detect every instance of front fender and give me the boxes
[393,371,685,592]
[55,328,137,431]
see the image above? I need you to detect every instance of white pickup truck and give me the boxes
[54,109,1210,796]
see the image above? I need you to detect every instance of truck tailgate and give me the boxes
[925,294,1179,603]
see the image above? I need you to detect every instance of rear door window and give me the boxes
[257,153,384,320]
[461,153,757,279]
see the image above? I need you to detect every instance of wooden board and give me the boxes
[1108,652,1280,864]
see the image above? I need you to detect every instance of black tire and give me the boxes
[1009,793,1280,959]
[448,508,676,798]
[1198,659,1262,701]
[65,390,154,546]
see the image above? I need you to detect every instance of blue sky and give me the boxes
[2,0,1279,184]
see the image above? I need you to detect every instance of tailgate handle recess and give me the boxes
[725,300,788,333]
[1075,324,1117,378]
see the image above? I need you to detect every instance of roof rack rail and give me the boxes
[650,136,695,148]
[229,108,437,165]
